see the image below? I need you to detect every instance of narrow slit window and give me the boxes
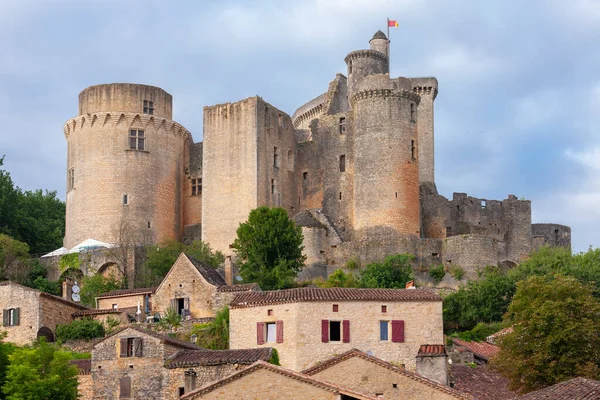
[129,129,145,151]
[274,147,280,168]
[339,117,346,134]
[411,140,416,161]
[446,226,452,237]
[123,194,128,205]
[143,100,154,115]
[339,155,346,172]
[303,172,308,180]
[339,192,342,201]
[271,179,275,195]
[68,168,75,191]
[410,103,416,122]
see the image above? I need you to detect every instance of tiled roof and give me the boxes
[96,287,155,299]
[302,348,471,399]
[70,359,91,375]
[186,254,227,287]
[452,338,500,362]
[93,326,203,351]
[0,281,88,310]
[217,283,260,292]
[418,344,447,356]
[181,360,377,400]
[451,364,515,400]
[486,327,514,344]
[515,377,600,400]
[230,287,441,308]
[73,308,125,317]
[165,348,273,368]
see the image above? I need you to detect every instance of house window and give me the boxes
[120,376,131,399]
[267,309,273,316]
[274,147,280,168]
[112,304,118,309]
[411,140,416,161]
[332,304,339,312]
[191,178,202,196]
[381,305,387,313]
[330,321,341,341]
[339,155,346,172]
[67,168,75,191]
[2,308,19,327]
[120,338,143,358]
[123,194,128,205]
[339,117,346,134]
[380,320,405,342]
[257,321,283,344]
[266,322,277,343]
[143,100,154,115]
[410,103,416,122]
[321,320,350,343]
[380,321,389,341]
[178,387,185,398]
[303,172,308,180]
[129,129,145,151]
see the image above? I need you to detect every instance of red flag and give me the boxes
[388,19,399,28]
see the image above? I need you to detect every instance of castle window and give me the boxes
[129,129,145,151]
[287,149,294,171]
[339,117,346,134]
[339,155,346,172]
[147,221,151,229]
[410,103,416,122]
[278,113,283,129]
[411,140,416,161]
[481,200,486,208]
[339,192,342,200]
[67,168,75,191]
[348,61,352,74]
[303,172,308,180]
[271,179,276,195]
[123,194,128,205]
[274,147,280,168]
[143,100,154,115]
[191,178,202,196]
[446,226,452,237]
[265,107,270,130]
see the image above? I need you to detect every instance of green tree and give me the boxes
[0,235,29,281]
[359,254,414,289]
[190,307,229,350]
[80,273,122,307]
[318,268,360,288]
[491,275,600,393]
[2,338,79,400]
[232,207,305,290]
[142,240,225,286]
[0,158,18,241]
[0,331,17,400]
[55,319,105,342]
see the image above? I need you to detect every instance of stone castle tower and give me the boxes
[62,31,570,283]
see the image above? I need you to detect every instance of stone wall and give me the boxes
[77,373,93,400]
[0,284,41,345]
[164,364,241,398]
[39,295,85,338]
[97,293,148,311]
[410,77,438,184]
[532,223,571,251]
[183,140,202,230]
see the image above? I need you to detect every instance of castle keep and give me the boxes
[62,31,570,281]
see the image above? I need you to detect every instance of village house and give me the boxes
[88,326,273,400]
[228,287,444,372]
[0,281,87,345]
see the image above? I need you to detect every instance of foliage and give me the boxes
[359,254,414,289]
[58,253,80,273]
[2,338,79,400]
[190,307,229,350]
[63,351,91,359]
[451,322,504,342]
[0,235,29,281]
[0,157,65,255]
[160,307,182,332]
[55,319,105,342]
[429,264,446,282]
[79,273,122,307]
[318,269,360,288]
[491,275,600,393]
[31,276,61,296]
[104,316,121,335]
[142,240,225,286]
[345,257,360,270]
[232,207,305,290]
[268,348,280,366]
[449,265,465,280]
[0,331,16,400]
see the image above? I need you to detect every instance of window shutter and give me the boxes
[184,297,190,311]
[13,308,19,326]
[342,320,350,343]
[391,320,405,343]
[120,376,131,398]
[2,310,7,327]
[257,322,265,345]
[170,299,177,310]
[133,338,143,357]
[321,320,329,343]
[276,320,284,343]
[120,338,129,357]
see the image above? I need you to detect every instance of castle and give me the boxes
[61,31,570,283]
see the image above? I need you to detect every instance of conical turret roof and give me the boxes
[371,30,387,40]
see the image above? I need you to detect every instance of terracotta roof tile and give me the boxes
[451,364,515,400]
[96,287,155,299]
[70,359,91,374]
[418,344,448,356]
[181,360,377,400]
[230,287,441,308]
[165,348,273,368]
[515,377,600,400]
[73,308,127,317]
[217,283,260,292]
[452,338,500,361]
[93,326,203,351]
[302,348,471,399]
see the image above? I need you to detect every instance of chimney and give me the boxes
[62,277,74,300]
[225,256,233,286]
[415,345,449,386]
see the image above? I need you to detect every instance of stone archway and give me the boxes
[98,262,124,282]
[37,326,55,342]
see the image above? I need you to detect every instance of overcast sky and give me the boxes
[0,0,598,251]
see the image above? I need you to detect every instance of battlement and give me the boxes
[350,88,420,106]
[344,49,387,65]
[410,77,439,100]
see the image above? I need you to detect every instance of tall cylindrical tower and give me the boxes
[63,83,191,249]
[351,78,421,237]
[345,50,388,100]
[369,30,389,58]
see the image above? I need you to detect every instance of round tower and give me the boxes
[345,32,389,100]
[351,77,421,237]
[369,30,389,58]
[63,83,191,249]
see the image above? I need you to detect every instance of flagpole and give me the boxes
[387,18,391,72]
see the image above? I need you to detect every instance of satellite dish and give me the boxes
[72,284,80,294]
[71,293,81,302]
[366,350,374,356]
[235,276,243,282]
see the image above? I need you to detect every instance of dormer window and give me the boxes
[143,100,154,115]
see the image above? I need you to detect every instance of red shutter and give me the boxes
[257,322,265,345]
[321,320,329,343]
[276,320,284,343]
[342,320,350,343]
[391,320,405,343]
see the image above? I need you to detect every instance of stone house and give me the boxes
[302,348,470,400]
[89,326,272,400]
[96,287,155,312]
[181,360,377,400]
[229,287,443,372]
[0,281,87,345]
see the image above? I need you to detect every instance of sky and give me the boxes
[0,0,598,252]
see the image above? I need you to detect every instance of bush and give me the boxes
[269,348,280,366]
[318,269,359,288]
[452,322,504,342]
[449,265,465,280]
[429,265,446,282]
[190,307,229,350]
[159,306,182,332]
[360,254,414,289]
[55,319,105,342]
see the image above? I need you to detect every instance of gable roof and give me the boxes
[451,364,515,400]
[181,360,377,399]
[155,253,226,294]
[96,287,155,299]
[165,348,273,368]
[217,283,260,292]
[230,287,441,308]
[302,348,471,399]
[515,377,600,400]
[93,326,202,351]
[452,338,500,362]
[0,281,88,310]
